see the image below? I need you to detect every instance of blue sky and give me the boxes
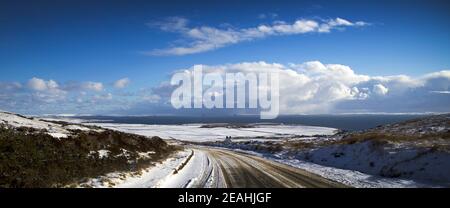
[1,0,450,115]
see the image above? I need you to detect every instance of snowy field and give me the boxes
[86,123,337,142]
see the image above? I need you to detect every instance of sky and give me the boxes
[1,0,450,115]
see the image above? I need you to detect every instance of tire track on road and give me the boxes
[193,147,347,188]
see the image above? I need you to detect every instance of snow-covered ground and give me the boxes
[368,114,450,136]
[86,123,337,142]
[156,149,223,188]
[278,158,434,188]
[80,149,192,188]
[81,148,222,188]
[1,111,70,138]
[72,117,449,187]
[0,111,102,138]
[4,111,447,188]
[291,141,450,186]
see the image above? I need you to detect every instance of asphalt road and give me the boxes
[193,147,347,188]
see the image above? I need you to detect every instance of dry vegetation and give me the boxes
[0,124,179,188]
[284,114,450,151]
[281,131,450,153]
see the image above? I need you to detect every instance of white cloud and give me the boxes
[1,78,127,114]
[28,77,50,91]
[82,82,104,92]
[146,17,369,56]
[114,78,130,89]
[373,84,389,95]
[26,77,67,103]
[2,62,450,115]
[148,61,450,114]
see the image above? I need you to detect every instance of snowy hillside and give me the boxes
[294,140,450,186]
[0,111,100,138]
[297,114,450,185]
[367,114,450,136]
[0,111,178,188]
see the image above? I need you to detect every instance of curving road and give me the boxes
[188,147,347,188]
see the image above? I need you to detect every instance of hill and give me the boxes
[0,111,178,187]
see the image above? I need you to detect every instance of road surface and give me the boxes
[184,147,347,188]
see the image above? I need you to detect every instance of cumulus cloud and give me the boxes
[0,78,114,114]
[1,62,449,115]
[146,17,369,56]
[82,81,104,92]
[27,77,54,91]
[373,84,389,95]
[24,78,67,103]
[145,61,450,114]
[113,78,130,89]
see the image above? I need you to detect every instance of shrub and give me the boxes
[0,127,178,187]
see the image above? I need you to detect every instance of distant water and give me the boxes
[75,114,427,131]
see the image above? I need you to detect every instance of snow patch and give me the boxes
[89,150,111,159]
[48,133,68,138]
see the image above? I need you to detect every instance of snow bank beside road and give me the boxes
[295,140,450,186]
[80,149,192,188]
[83,148,218,188]
[223,148,434,188]
[274,157,432,188]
